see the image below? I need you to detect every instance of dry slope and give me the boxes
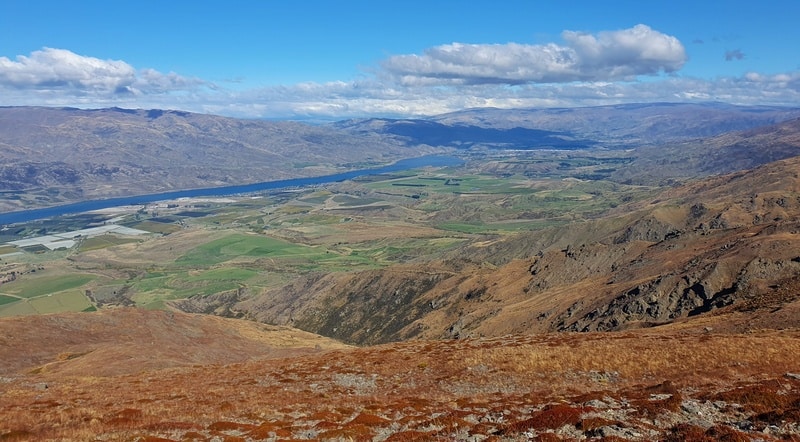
[0,308,348,377]
[2,319,799,441]
[223,155,800,345]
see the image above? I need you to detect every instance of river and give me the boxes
[0,155,463,225]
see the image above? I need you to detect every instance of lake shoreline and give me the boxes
[0,155,463,225]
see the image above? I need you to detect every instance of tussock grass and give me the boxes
[455,332,800,384]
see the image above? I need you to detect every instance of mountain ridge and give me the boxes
[3,103,800,212]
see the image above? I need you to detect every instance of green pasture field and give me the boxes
[27,291,92,314]
[1,274,95,299]
[128,266,281,308]
[131,270,266,304]
[274,205,311,215]
[415,178,651,229]
[298,190,333,204]
[184,268,259,281]
[0,299,35,316]
[367,174,536,196]
[78,235,142,252]
[197,213,241,225]
[435,222,492,234]
[0,291,91,317]
[273,214,342,227]
[331,195,385,207]
[0,245,17,255]
[176,233,318,266]
[115,231,388,307]
[131,220,183,235]
[174,233,380,274]
[345,237,467,263]
[130,280,241,307]
[0,294,19,305]
[132,272,229,290]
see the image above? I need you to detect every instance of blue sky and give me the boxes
[1,0,799,119]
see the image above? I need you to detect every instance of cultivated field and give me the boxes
[0,153,655,317]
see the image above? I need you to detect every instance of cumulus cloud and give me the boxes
[0,47,136,92]
[201,70,800,119]
[2,35,799,120]
[381,24,686,86]
[0,47,207,96]
[724,49,745,61]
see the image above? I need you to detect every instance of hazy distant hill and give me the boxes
[335,117,598,150]
[613,116,800,183]
[337,102,800,150]
[0,106,441,212]
[430,102,800,146]
[3,103,800,212]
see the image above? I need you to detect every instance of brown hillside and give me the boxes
[2,320,799,440]
[614,117,800,183]
[215,156,800,345]
[0,308,348,377]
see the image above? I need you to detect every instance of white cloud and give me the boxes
[0,47,207,96]
[381,25,686,86]
[1,31,799,120]
[0,47,136,92]
[199,72,800,119]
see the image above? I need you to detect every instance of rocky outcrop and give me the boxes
[237,265,470,346]
[170,286,248,318]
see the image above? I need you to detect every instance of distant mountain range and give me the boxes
[0,106,439,212]
[429,102,800,146]
[2,102,800,212]
[613,116,800,183]
[334,118,599,150]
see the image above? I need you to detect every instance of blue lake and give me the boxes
[0,155,463,225]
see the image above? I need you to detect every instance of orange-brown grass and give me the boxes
[705,378,800,417]
[348,412,391,427]
[383,430,436,441]
[662,423,758,442]
[502,404,584,434]
[453,331,800,386]
[2,327,799,440]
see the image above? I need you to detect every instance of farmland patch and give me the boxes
[2,274,95,299]
[0,294,19,305]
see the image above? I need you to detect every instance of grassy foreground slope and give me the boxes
[1,312,799,440]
